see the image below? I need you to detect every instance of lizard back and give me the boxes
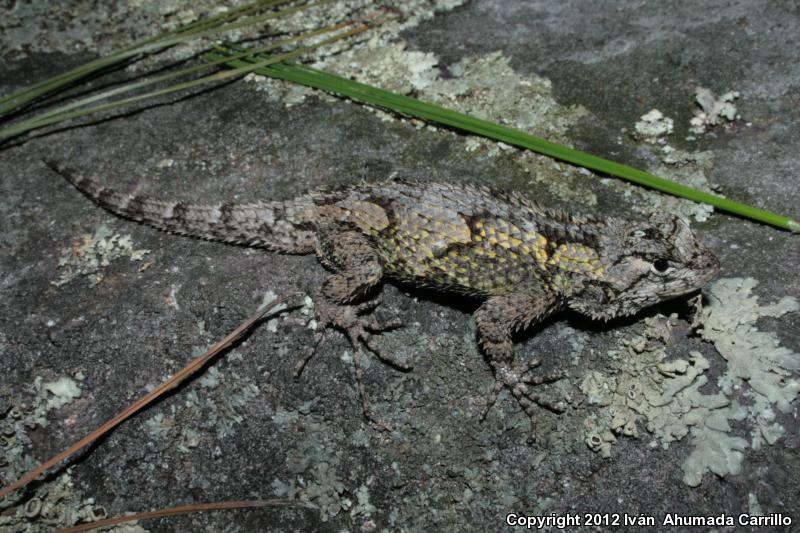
[321,180,606,298]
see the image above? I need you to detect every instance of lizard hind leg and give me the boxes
[311,230,406,426]
[475,293,566,420]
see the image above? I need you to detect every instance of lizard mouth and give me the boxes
[694,249,721,285]
[659,252,720,300]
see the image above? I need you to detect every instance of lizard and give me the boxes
[45,160,720,423]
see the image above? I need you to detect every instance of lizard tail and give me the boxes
[46,160,319,254]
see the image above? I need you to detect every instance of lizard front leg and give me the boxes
[310,229,405,425]
[475,292,566,419]
[314,230,405,362]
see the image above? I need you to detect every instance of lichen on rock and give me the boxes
[55,225,149,287]
[580,278,799,487]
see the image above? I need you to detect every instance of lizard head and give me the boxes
[568,212,719,321]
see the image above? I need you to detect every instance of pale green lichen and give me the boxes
[138,353,263,453]
[177,427,201,453]
[581,278,800,487]
[634,109,674,142]
[143,412,174,441]
[422,52,586,144]
[689,276,799,482]
[29,375,82,428]
[748,492,764,516]
[198,365,222,389]
[333,41,440,95]
[648,147,716,222]
[611,94,726,223]
[182,366,261,440]
[41,377,81,411]
[607,142,718,222]
[0,393,34,487]
[247,0,466,102]
[698,277,800,413]
[581,335,729,453]
[681,409,749,487]
[270,405,379,521]
[55,225,149,287]
[351,484,377,520]
[689,87,740,134]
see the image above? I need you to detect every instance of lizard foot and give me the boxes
[315,297,407,369]
[305,296,406,430]
[482,358,565,420]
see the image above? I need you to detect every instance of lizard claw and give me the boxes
[482,358,565,420]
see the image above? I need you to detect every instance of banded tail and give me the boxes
[46,161,319,253]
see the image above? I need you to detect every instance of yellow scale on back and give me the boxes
[346,185,606,296]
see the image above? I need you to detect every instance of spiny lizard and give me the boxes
[46,161,720,422]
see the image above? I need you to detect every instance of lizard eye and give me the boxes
[650,258,673,275]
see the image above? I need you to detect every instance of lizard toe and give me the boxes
[484,362,566,419]
[316,298,408,369]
